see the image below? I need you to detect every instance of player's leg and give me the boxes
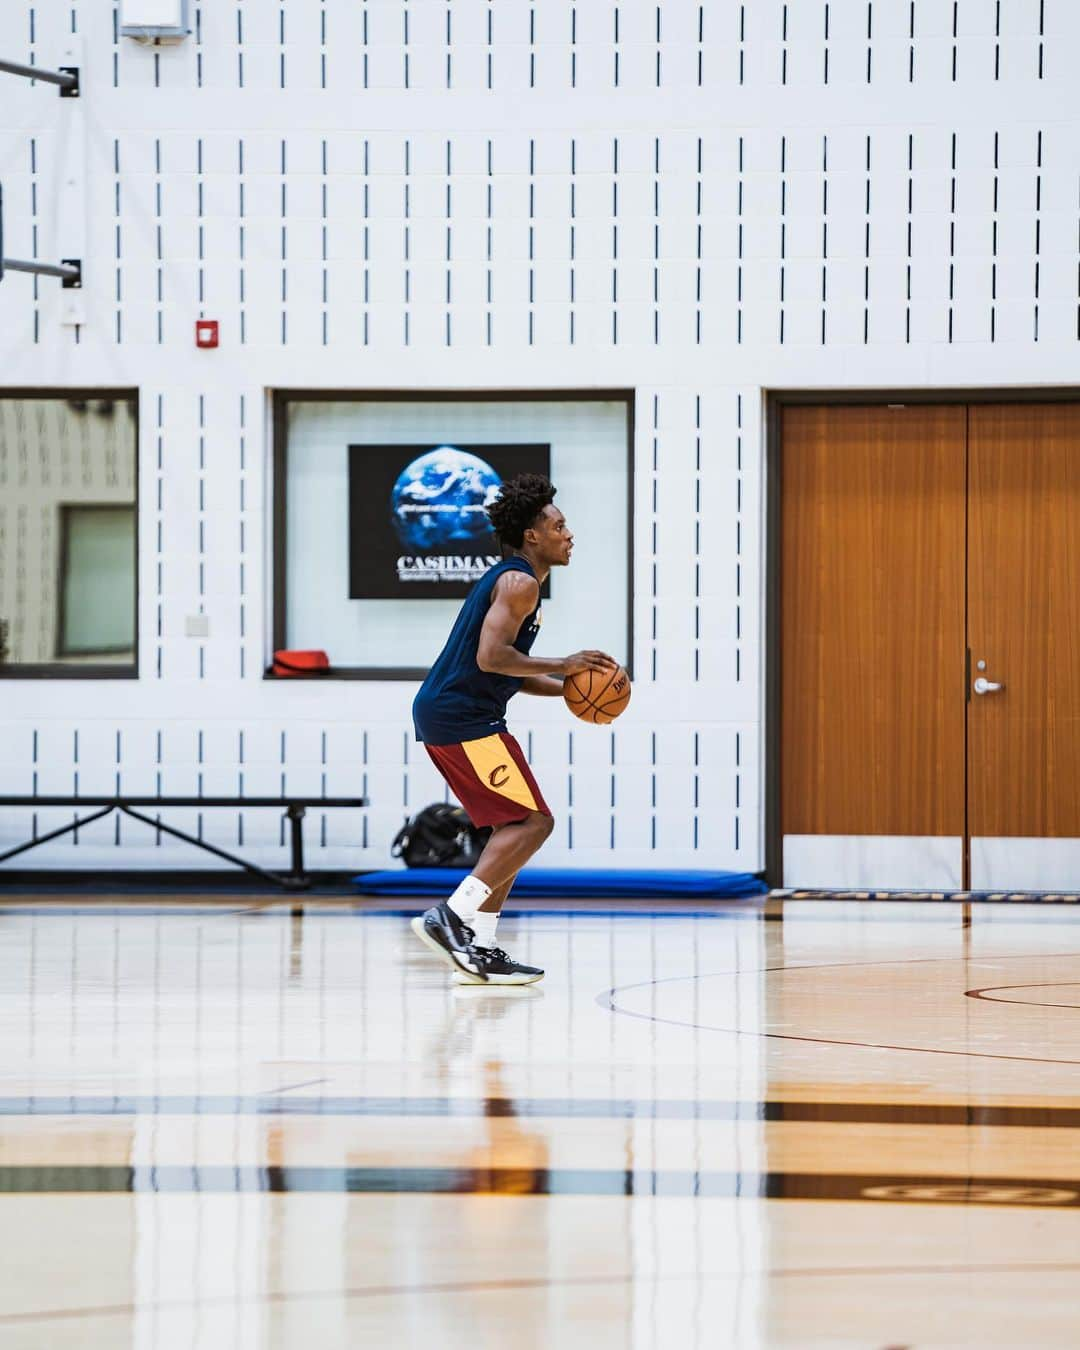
[454,813,552,984]
[475,858,518,915]
[472,812,554,892]
[453,868,544,986]
[412,734,551,983]
[466,864,515,952]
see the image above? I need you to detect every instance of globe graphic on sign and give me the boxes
[390,447,502,551]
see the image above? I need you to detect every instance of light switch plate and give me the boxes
[185,614,209,638]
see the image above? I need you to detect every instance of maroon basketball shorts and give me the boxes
[424,732,552,829]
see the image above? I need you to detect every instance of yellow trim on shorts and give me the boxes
[460,734,539,812]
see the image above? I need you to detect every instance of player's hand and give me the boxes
[562,650,618,676]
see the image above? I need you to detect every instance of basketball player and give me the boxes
[410,473,616,985]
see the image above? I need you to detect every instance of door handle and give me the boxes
[973,677,1004,695]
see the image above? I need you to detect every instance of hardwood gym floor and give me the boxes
[0,894,1077,1347]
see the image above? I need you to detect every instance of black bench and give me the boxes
[0,796,369,891]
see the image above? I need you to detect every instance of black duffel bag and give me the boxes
[391,803,489,869]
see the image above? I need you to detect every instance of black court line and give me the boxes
[0,1165,1075,1205]
[9,1261,1080,1328]
[5,1095,1080,1128]
[0,905,747,919]
[966,983,1080,1010]
[600,960,1080,1065]
[0,907,262,917]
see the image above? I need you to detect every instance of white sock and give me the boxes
[445,874,492,926]
[471,909,499,949]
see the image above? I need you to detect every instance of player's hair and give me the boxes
[486,473,557,548]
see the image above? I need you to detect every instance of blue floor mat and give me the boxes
[353,868,768,899]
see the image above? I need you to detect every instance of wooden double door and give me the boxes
[781,402,1080,891]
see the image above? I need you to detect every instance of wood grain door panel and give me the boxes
[968,404,1080,840]
[781,405,968,842]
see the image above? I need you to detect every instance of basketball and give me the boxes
[563,665,632,724]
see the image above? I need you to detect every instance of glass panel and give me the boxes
[59,507,137,656]
[284,399,631,672]
[0,396,137,670]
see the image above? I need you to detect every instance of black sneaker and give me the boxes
[452,946,544,986]
[410,903,487,980]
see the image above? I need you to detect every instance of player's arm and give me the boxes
[520,675,565,696]
[476,572,616,678]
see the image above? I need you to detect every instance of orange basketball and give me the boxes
[563,665,631,724]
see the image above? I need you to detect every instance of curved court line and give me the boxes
[599,957,1080,1064]
[5,1260,1080,1326]
[966,982,1080,1010]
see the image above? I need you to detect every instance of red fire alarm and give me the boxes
[195,320,219,348]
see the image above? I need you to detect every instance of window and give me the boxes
[273,391,634,678]
[0,393,138,677]
[58,506,137,657]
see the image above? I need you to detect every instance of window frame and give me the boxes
[0,387,139,681]
[270,388,636,680]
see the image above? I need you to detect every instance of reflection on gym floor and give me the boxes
[1,898,1079,1347]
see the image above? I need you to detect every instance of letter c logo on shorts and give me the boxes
[488,764,510,788]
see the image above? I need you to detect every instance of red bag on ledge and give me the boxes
[272,649,330,677]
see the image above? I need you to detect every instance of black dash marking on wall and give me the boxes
[1038,0,1044,79]
[909,0,916,81]
[906,133,914,343]
[403,0,410,88]
[693,730,700,848]
[863,135,871,343]
[866,0,873,82]
[948,132,957,343]
[486,138,493,347]
[694,136,702,344]
[824,1,830,83]
[446,137,454,346]
[528,138,536,346]
[1034,129,1042,341]
[362,0,369,88]
[737,136,744,342]
[611,137,620,345]
[320,0,326,89]
[654,137,662,345]
[362,138,370,346]
[650,732,657,848]
[779,136,787,344]
[736,392,743,686]
[694,394,701,681]
[569,138,577,345]
[994,0,1001,80]
[991,131,999,341]
[821,134,829,344]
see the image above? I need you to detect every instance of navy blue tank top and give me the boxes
[413,557,542,745]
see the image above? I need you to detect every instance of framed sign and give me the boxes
[273,391,633,679]
[348,443,550,599]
